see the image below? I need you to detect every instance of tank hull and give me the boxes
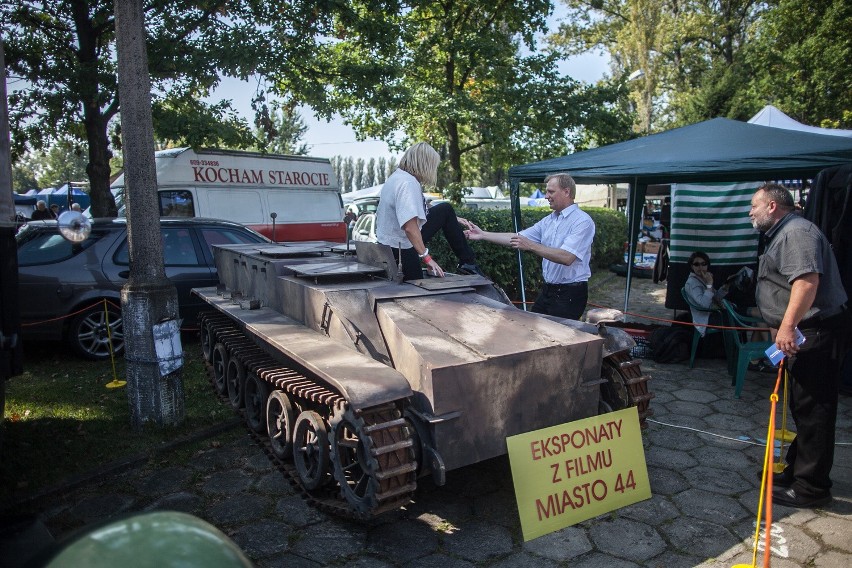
[194,241,649,517]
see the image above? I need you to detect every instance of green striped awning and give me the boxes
[670,182,761,265]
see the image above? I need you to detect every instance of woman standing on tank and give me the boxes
[375,142,446,280]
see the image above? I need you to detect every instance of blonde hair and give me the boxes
[544,173,577,199]
[399,142,440,187]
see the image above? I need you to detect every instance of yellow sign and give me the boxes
[507,406,651,541]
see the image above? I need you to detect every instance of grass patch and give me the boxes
[0,335,233,503]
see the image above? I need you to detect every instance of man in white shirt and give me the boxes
[464,173,595,319]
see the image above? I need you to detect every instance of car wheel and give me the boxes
[69,303,124,360]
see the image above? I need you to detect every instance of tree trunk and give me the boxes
[85,114,118,218]
[115,0,184,430]
[446,120,463,184]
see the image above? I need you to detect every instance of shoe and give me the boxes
[756,469,793,488]
[457,263,487,278]
[772,487,831,509]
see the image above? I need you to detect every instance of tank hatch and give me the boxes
[252,242,337,257]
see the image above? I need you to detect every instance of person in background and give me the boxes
[376,142,484,281]
[71,203,82,212]
[30,200,53,220]
[463,172,594,320]
[683,251,725,336]
[49,204,60,219]
[750,182,850,508]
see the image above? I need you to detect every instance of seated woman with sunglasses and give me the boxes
[683,251,728,336]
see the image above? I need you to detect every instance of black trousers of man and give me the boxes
[784,311,850,498]
[531,281,588,321]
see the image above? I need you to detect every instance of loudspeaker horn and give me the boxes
[57,211,92,243]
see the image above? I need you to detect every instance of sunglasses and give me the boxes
[692,261,707,267]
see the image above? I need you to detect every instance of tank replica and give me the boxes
[193,241,651,519]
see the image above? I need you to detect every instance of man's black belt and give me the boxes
[798,304,848,329]
[542,281,587,292]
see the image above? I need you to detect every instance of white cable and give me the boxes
[645,418,852,447]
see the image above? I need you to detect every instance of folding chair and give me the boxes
[720,299,775,398]
[680,287,723,369]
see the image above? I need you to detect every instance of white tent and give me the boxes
[748,105,852,138]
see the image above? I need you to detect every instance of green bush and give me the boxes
[430,206,627,300]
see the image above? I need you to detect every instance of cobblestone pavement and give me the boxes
[2,275,851,567]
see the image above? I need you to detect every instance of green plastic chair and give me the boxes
[720,299,775,398]
[680,287,723,368]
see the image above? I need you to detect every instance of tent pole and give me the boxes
[624,182,635,316]
[509,178,527,310]
[624,179,648,316]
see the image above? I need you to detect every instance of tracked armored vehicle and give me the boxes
[194,241,652,518]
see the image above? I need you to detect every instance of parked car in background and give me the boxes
[16,218,269,359]
[350,212,377,243]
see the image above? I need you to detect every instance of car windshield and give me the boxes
[17,226,107,266]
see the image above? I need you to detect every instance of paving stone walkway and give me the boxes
[1,275,850,567]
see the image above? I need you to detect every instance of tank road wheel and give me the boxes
[292,411,331,490]
[200,320,214,363]
[330,408,380,514]
[243,372,270,433]
[225,357,245,410]
[600,354,631,411]
[266,390,295,459]
[211,343,229,395]
[599,351,654,427]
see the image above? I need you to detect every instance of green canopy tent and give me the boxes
[507,117,852,312]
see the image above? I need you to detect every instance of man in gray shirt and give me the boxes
[750,183,849,508]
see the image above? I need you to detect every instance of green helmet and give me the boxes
[37,511,253,568]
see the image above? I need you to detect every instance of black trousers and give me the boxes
[531,281,588,320]
[421,203,476,266]
[784,311,850,497]
[395,202,477,281]
[394,246,423,281]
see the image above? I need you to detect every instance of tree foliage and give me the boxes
[281,0,632,186]
[746,0,852,128]
[551,0,766,131]
[550,0,850,130]
[364,157,376,187]
[11,139,89,192]
[1,1,350,216]
[251,108,309,155]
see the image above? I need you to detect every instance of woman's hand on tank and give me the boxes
[427,257,445,277]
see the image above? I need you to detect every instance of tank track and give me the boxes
[601,350,655,428]
[198,311,418,520]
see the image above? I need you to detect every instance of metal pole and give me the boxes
[509,178,527,310]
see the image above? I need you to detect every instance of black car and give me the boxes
[16,218,269,359]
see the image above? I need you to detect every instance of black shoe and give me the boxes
[756,469,793,488]
[457,263,487,278]
[772,487,831,509]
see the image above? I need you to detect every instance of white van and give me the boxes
[110,148,346,243]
